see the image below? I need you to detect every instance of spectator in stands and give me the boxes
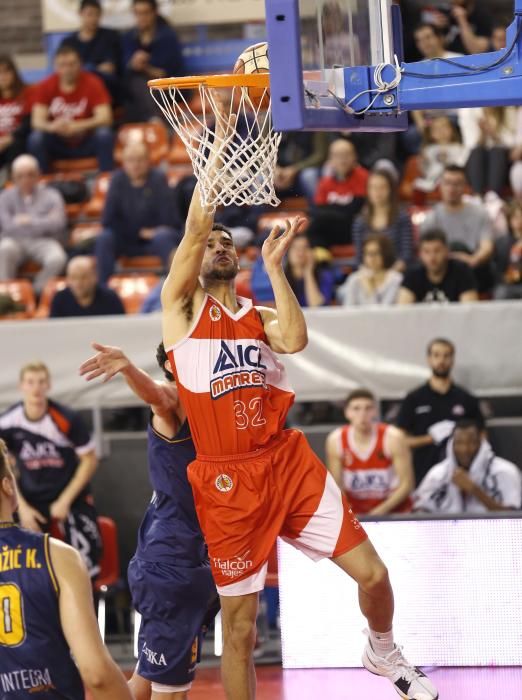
[95,140,180,284]
[0,55,32,173]
[413,116,468,195]
[122,0,184,122]
[422,0,493,55]
[0,154,67,294]
[62,0,121,103]
[352,169,413,271]
[490,24,507,52]
[325,389,414,515]
[336,131,399,173]
[337,234,402,306]
[0,361,101,577]
[140,248,175,313]
[414,420,522,512]
[307,139,368,247]
[398,229,478,304]
[251,235,335,307]
[420,164,495,292]
[407,23,463,154]
[458,106,517,196]
[494,201,522,300]
[396,338,484,484]
[50,256,125,317]
[29,44,114,173]
[274,132,329,203]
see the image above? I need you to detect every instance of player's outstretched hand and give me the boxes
[79,342,130,383]
[262,217,307,273]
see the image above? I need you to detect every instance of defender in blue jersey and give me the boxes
[80,341,218,700]
[0,439,132,700]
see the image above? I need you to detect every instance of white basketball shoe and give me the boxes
[362,639,438,700]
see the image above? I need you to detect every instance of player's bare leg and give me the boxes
[333,540,438,699]
[220,592,259,700]
[152,691,188,700]
[333,539,394,632]
[128,670,151,700]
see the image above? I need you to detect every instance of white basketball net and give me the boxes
[150,83,281,210]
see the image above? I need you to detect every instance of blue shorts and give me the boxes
[128,556,218,687]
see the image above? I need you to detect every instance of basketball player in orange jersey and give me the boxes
[326,389,414,515]
[160,155,438,698]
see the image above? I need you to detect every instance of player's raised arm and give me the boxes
[161,103,233,312]
[51,540,133,700]
[258,218,309,354]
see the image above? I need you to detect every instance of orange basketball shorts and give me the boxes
[187,429,367,596]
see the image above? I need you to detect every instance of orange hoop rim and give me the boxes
[148,73,270,91]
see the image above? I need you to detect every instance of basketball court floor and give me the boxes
[183,666,522,699]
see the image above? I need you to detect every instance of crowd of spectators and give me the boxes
[0,0,521,314]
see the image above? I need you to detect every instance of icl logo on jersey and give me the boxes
[210,340,267,399]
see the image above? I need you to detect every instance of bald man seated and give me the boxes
[0,154,67,294]
[95,140,181,284]
[50,255,125,317]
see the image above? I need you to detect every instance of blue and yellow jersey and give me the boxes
[0,523,84,699]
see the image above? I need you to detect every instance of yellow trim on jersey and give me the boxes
[150,424,193,445]
[44,534,59,596]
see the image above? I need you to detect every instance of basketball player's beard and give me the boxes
[206,264,238,281]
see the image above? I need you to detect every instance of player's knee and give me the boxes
[361,560,390,594]
[224,617,257,657]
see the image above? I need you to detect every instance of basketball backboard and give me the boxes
[265,0,408,131]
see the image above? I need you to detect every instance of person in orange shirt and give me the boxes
[326,389,414,515]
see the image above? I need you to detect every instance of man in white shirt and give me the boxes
[414,420,522,513]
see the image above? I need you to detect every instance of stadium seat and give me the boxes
[168,134,192,165]
[94,516,122,641]
[114,122,170,166]
[330,244,356,259]
[257,211,309,238]
[279,196,309,211]
[50,157,99,175]
[35,277,66,318]
[82,173,112,219]
[108,274,160,313]
[116,256,164,274]
[18,261,42,277]
[0,280,36,319]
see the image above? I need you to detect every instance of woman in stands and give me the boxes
[351,168,414,272]
[337,233,402,306]
[284,234,336,307]
[0,55,32,173]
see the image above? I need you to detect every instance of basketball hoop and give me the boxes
[148,74,281,210]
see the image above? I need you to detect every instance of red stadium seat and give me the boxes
[50,157,99,175]
[94,516,122,641]
[35,277,67,318]
[330,244,356,259]
[0,279,36,319]
[108,274,160,313]
[114,122,170,166]
[69,222,103,249]
[82,173,112,219]
[117,256,164,273]
[168,134,192,165]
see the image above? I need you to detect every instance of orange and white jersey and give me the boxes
[338,423,411,514]
[167,294,294,456]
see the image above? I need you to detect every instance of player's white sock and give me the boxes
[369,628,394,657]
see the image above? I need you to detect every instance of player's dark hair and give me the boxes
[453,419,481,435]
[419,229,448,247]
[0,440,8,481]
[80,0,101,11]
[212,223,234,240]
[362,233,396,269]
[345,388,376,408]
[156,342,174,382]
[442,163,467,178]
[427,337,455,356]
[414,22,445,39]
[55,43,82,61]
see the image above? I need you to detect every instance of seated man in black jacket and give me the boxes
[94,140,181,283]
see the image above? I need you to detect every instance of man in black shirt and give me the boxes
[396,338,484,484]
[398,229,478,304]
[50,256,125,317]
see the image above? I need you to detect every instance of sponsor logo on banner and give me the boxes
[210,340,267,399]
[213,550,253,578]
[215,474,234,493]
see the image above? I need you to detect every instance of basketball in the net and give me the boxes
[233,42,270,110]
